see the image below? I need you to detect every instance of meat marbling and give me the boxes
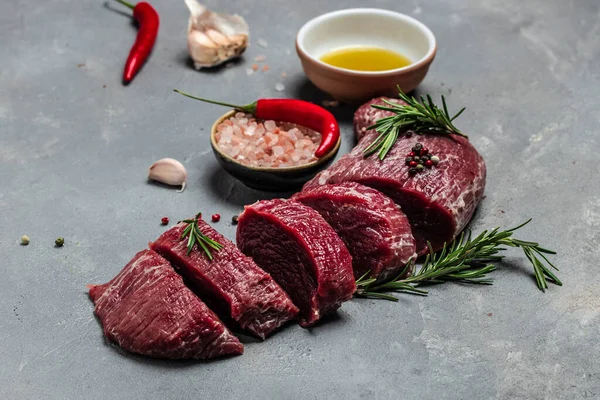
[151,219,299,340]
[236,199,356,327]
[353,96,408,141]
[292,182,416,280]
[303,132,486,255]
[88,249,243,359]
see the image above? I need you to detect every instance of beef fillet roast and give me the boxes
[303,132,486,255]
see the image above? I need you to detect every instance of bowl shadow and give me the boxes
[206,163,295,206]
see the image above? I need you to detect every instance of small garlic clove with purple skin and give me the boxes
[148,158,188,192]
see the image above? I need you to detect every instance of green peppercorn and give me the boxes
[416,164,425,172]
[55,237,65,247]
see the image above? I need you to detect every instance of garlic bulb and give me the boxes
[185,0,249,69]
[148,158,188,192]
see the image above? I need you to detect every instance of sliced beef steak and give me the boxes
[303,133,486,255]
[151,219,298,340]
[236,199,356,327]
[292,182,416,280]
[88,249,243,359]
[353,96,408,141]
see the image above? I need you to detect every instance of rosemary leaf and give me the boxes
[363,87,468,160]
[354,219,561,300]
[180,213,223,259]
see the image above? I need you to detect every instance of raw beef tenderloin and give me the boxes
[353,96,408,141]
[303,133,486,255]
[236,199,356,327]
[151,219,299,340]
[292,182,416,280]
[88,249,243,359]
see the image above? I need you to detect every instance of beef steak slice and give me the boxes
[303,132,486,255]
[150,219,298,340]
[236,199,356,327]
[88,249,243,359]
[292,182,416,280]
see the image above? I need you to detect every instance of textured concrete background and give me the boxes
[1,0,599,399]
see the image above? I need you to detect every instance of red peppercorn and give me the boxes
[211,214,221,222]
[409,161,417,167]
[425,160,433,167]
[420,148,429,156]
[408,152,416,157]
[161,217,169,225]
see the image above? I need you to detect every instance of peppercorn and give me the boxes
[408,167,417,175]
[161,217,169,225]
[409,160,417,167]
[20,235,30,245]
[232,215,239,225]
[425,160,433,168]
[420,148,428,156]
[55,237,65,247]
[408,151,416,157]
[430,155,440,165]
[413,143,423,152]
[212,214,221,222]
[421,154,430,161]
[405,157,413,165]
[416,164,425,172]
[413,156,421,162]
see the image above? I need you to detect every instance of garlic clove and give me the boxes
[148,158,188,192]
[185,0,249,69]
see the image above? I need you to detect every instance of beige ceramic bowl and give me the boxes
[296,8,437,103]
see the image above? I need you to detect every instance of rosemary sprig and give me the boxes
[180,213,223,260]
[355,219,562,301]
[363,87,468,160]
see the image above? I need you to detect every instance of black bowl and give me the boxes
[211,111,341,191]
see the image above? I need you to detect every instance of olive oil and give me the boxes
[320,46,411,72]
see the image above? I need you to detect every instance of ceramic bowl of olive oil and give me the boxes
[296,8,437,103]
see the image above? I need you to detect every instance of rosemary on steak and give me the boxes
[355,219,562,301]
[180,213,223,260]
[363,87,468,160]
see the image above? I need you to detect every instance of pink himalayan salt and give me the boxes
[215,113,322,168]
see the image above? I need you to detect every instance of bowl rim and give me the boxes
[296,8,437,77]
[210,110,341,173]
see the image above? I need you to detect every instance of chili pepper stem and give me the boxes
[114,0,136,10]
[173,89,257,114]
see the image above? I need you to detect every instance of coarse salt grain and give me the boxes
[215,113,321,168]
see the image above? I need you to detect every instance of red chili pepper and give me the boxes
[173,90,340,158]
[114,0,159,84]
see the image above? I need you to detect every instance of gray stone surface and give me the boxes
[1,0,599,398]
